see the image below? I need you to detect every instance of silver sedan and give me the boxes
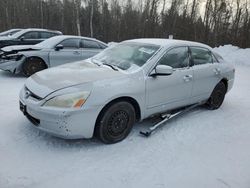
[0,35,107,76]
[19,39,235,144]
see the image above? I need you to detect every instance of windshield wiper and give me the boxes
[103,63,118,71]
[91,58,101,66]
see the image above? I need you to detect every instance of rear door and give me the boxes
[189,47,221,102]
[145,46,194,115]
[49,38,82,67]
[80,39,105,59]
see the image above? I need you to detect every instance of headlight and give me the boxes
[43,91,90,108]
[5,54,23,61]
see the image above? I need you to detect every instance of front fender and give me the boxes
[87,71,146,120]
[21,51,50,67]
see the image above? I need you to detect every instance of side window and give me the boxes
[81,40,100,49]
[40,32,56,39]
[22,32,39,39]
[99,43,107,49]
[59,39,79,49]
[190,47,212,65]
[158,47,189,69]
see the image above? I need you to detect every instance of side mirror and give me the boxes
[19,36,25,41]
[150,65,173,77]
[55,44,64,51]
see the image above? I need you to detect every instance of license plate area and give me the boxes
[20,101,40,126]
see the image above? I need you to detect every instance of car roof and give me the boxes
[125,38,212,50]
[52,35,95,40]
[23,28,62,33]
[35,35,107,48]
[51,35,107,45]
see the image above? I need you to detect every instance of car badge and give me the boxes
[25,90,31,99]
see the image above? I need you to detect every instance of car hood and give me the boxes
[25,61,125,98]
[1,45,41,52]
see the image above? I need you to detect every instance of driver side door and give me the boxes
[145,46,194,116]
[49,38,82,67]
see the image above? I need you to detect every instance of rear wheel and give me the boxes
[95,101,136,144]
[206,82,227,110]
[22,57,47,76]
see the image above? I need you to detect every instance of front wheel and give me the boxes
[22,57,47,76]
[206,82,227,110]
[95,101,136,144]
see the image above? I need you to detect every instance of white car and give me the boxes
[19,39,235,144]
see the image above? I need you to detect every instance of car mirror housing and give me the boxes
[55,44,64,51]
[150,65,173,77]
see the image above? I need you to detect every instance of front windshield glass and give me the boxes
[11,30,27,38]
[92,42,160,71]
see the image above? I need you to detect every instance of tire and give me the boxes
[95,101,136,144]
[22,57,47,76]
[206,82,227,110]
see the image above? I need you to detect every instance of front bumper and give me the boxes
[19,87,100,139]
[0,59,23,73]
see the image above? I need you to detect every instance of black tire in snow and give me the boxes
[206,81,227,110]
[22,57,47,77]
[95,101,136,144]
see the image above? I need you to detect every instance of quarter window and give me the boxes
[40,32,56,39]
[190,47,212,65]
[59,39,80,49]
[213,52,224,62]
[81,40,100,49]
[158,47,189,69]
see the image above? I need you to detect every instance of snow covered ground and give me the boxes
[1,45,250,188]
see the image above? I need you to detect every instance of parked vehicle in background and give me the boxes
[0,28,62,48]
[0,29,23,37]
[19,39,235,144]
[0,35,107,76]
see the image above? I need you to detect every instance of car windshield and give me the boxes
[92,42,160,72]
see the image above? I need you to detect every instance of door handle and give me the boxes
[73,51,81,55]
[213,68,221,75]
[183,75,193,82]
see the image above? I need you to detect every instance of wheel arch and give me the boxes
[21,56,48,76]
[220,78,228,92]
[95,96,141,127]
[23,56,48,69]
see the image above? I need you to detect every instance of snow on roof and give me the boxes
[125,38,212,49]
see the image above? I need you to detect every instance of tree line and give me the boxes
[0,0,250,48]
